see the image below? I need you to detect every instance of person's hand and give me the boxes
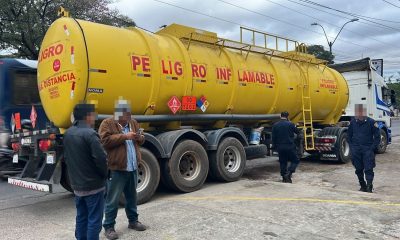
[125,132,136,140]
[134,133,144,141]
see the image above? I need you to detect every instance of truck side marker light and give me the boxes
[70,46,75,64]
[70,81,76,99]
[166,76,178,80]
[89,68,107,73]
[63,25,70,36]
[136,73,151,78]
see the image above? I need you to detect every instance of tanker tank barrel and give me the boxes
[97,114,281,123]
[37,19,348,128]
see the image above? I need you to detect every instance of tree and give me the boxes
[306,45,335,64]
[386,72,400,108]
[0,0,135,59]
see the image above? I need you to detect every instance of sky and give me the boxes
[111,0,400,78]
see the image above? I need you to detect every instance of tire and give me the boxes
[336,132,351,163]
[119,148,160,205]
[375,129,387,154]
[137,148,160,204]
[60,162,73,192]
[209,137,246,182]
[162,140,209,192]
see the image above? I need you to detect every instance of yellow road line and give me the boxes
[175,196,400,207]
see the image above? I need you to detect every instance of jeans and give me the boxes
[75,190,105,240]
[277,145,299,176]
[103,170,138,230]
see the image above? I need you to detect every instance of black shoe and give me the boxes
[359,181,367,192]
[128,221,147,231]
[284,173,292,183]
[104,228,119,240]
[366,183,373,193]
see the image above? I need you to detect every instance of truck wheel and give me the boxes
[137,148,160,204]
[162,140,208,192]
[209,137,246,182]
[336,132,351,163]
[119,148,160,205]
[375,129,387,154]
[60,162,73,192]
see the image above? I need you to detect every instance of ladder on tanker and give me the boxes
[300,63,315,150]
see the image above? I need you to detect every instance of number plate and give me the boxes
[46,152,56,164]
[12,154,18,163]
[21,137,32,145]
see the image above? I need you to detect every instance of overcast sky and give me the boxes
[111,0,400,77]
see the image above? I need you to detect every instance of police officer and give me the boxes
[272,111,300,183]
[348,104,380,193]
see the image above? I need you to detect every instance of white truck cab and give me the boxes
[330,58,393,153]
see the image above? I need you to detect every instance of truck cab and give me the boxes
[0,59,48,167]
[331,58,392,153]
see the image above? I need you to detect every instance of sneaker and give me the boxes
[104,228,119,240]
[128,221,147,231]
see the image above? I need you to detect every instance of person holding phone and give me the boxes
[99,99,146,240]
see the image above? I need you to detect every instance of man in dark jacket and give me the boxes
[99,100,146,240]
[64,104,107,240]
[348,104,380,193]
[272,111,300,183]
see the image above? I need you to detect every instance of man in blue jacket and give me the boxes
[348,104,380,193]
[272,111,300,183]
[64,104,108,240]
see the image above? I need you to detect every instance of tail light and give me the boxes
[12,142,21,152]
[320,138,335,144]
[39,139,52,152]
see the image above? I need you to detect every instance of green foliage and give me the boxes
[0,0,135,59]
[306,45,335,64]
[385,73,400,108]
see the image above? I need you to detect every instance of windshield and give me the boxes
[11,69,40,105]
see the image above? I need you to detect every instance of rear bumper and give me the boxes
[8,177,52,192]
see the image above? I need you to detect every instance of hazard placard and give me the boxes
[167,96,181,114]
[30,105,37,129]
[182,96,197,111]
[15,113,21,131]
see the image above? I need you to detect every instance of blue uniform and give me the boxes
[272,119,300,176]
[348,117,380,184]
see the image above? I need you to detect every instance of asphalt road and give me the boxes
[391,118,400,137]
[1,139,400,240]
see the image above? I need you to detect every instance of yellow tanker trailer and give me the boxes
[9,15,350,204]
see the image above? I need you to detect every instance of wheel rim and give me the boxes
[341,137,350,157]
[223,146,242,173]
[379,133,387,149]
[137,160,151,193]
[179,151,201,181]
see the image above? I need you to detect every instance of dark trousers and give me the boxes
[351,145,375,183]
[277,145,299,176]
[103,170,138,230]
[75,190,105,240]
